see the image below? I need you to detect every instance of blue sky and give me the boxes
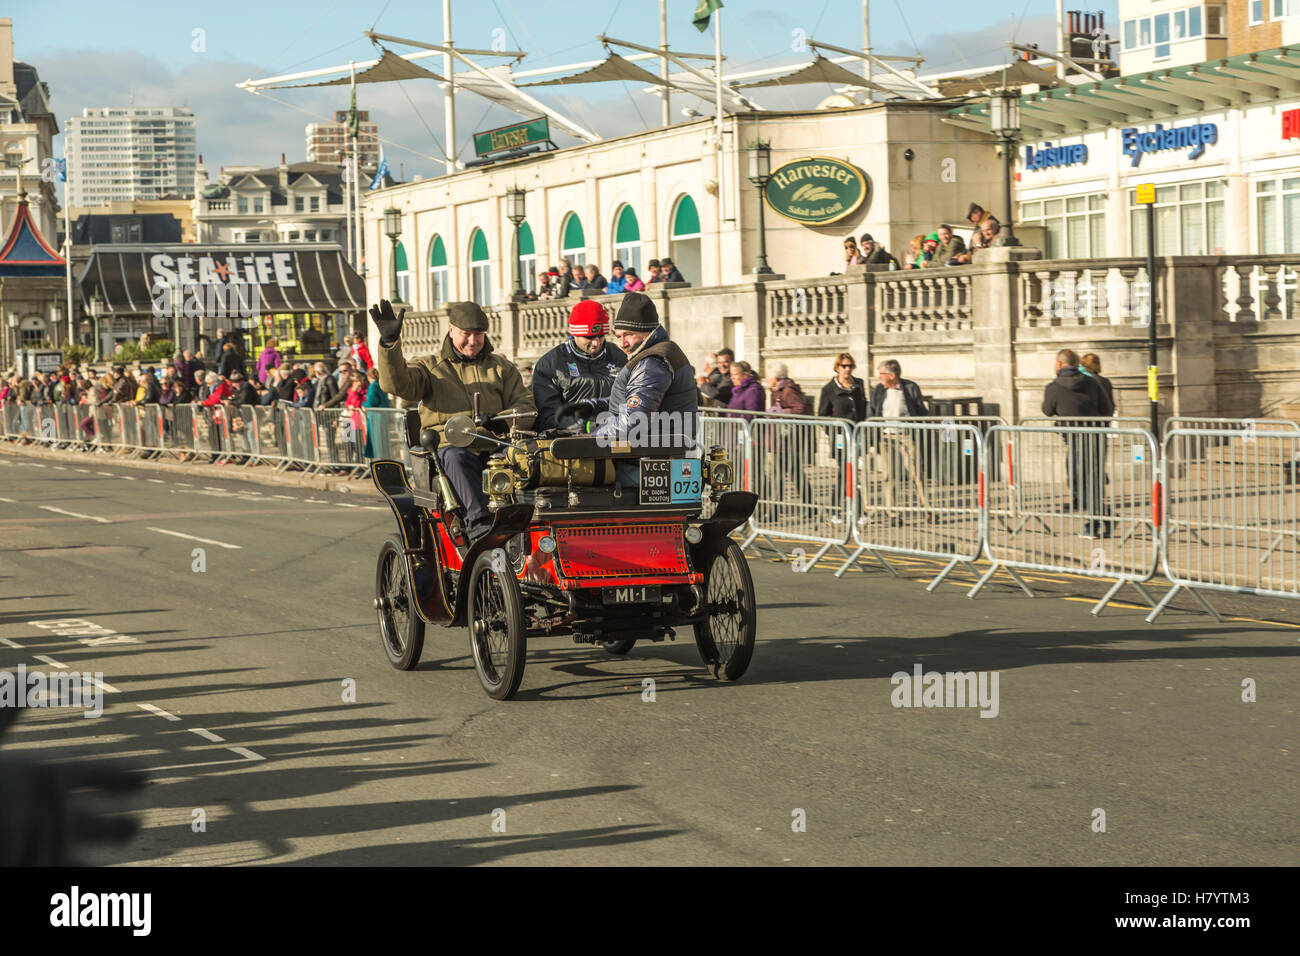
[15,0,1118,186]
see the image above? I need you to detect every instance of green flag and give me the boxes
[693,0,723,32]
[347,72,359,139]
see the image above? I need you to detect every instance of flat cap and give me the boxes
[448,301,490,332]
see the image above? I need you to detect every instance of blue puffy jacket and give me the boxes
[591,325,698,448]
[606,275,628,294]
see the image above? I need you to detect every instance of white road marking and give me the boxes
[33,655,67,669]
[147,748,264,773]
[137,702,181,721]
[53,466,66,470]
[146,527,242,550]
[304,498,325,503]
[0,496,16,503]
[189,727,225,743]
[335,502,359,508]
[82,673,120,693]
[74,468,91,473]
[176,482,193,487]
[0,637,22,649]
[146,478,165,483]
[271,494,295,500]
[95,471,116,477]
[119,476,135,480]
[40,505,111,523]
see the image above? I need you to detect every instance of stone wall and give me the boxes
[389,251,1300,424]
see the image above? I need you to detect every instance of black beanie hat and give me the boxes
[613,291,659,332]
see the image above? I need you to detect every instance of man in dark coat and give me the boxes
[1043,348,1115,537]
[311,362,340,409]
[578,292,699,488]
[868,359,929,520]
[530,300,626,431]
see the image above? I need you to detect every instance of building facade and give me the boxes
[0,18,58,244]
[305,110,379,166]
[65,106,197,206]
[193,157,352,246]
[360,102,1002,316]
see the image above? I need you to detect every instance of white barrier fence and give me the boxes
[1,400,397,476]
[7,402,1300,622]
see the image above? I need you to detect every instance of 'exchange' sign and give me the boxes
[764,156,868,225]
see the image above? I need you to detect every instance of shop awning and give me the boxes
[944,45,1300,141]
[77,243,366,316]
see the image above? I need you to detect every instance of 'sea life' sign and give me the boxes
[764,156,869,225]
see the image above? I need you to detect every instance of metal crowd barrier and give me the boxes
[698,411,750,519]
[977,424,1160,614]
[738,416,854,569]
[837,420,985,588]
[1153,428,1300,622]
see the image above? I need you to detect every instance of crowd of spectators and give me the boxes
[838,202,1011,272]
[529,256,685,301]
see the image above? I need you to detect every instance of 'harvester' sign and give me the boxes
[763,156,869,225]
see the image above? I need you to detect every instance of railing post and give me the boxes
[1164,256,1218,422]
[971,246,1040,423]
[847,269,872,367]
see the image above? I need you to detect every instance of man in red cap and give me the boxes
[530,298,626,432]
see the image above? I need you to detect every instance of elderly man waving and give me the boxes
[372,298,535,540]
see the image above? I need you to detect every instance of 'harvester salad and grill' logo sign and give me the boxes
[764,157,868,225]
[148,252,296,318]
[1121,121,1218,166]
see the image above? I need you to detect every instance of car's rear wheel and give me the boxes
[376,537,425,670]
[693,539,757,681]
[467,551,526,700]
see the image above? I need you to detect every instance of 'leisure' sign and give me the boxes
[764,156,869,225]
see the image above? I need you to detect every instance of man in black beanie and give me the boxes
[574,291,698,486]
[372,298,535,539]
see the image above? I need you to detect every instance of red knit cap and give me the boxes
[568,299,609,337]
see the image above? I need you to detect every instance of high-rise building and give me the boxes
[64,105,197,206]
[305,110,379,166]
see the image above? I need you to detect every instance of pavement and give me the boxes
[0,447,1296,866]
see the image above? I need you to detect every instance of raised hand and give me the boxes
[368,299,406,346]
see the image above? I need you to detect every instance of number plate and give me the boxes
[638,458,702,505]
[602,585,661,605]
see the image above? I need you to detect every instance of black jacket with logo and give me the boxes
[531,337,627,431]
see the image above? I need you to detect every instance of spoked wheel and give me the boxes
[375,537,425,670]
[467,551,527,700]
[601,637,637,656]
[693,539,757,681]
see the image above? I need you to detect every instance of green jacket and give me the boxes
[377,334,536,452]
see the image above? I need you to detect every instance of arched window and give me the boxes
[560,212,586,268]
[517,221,537,296]
[468,228,491,305]
[429,235,448,306]
[394,241,410,303]
[613,205,641,275]
[669,195,701,286]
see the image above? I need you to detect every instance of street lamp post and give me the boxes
[506,187,527,302]
[383,207,402,302]
[988,88,1022,246]
[745,141,774,276]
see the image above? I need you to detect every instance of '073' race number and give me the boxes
[639,458,702,505]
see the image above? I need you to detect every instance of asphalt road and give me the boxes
[0,451,1295,866]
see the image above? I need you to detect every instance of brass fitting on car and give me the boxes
[703,445,733,498]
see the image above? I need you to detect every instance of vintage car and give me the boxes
[370,407,758,700]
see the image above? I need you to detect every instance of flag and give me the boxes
[368,149,389,191]
[693,0,723,31]
[55,158,66,182]
[347,70,359,139]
